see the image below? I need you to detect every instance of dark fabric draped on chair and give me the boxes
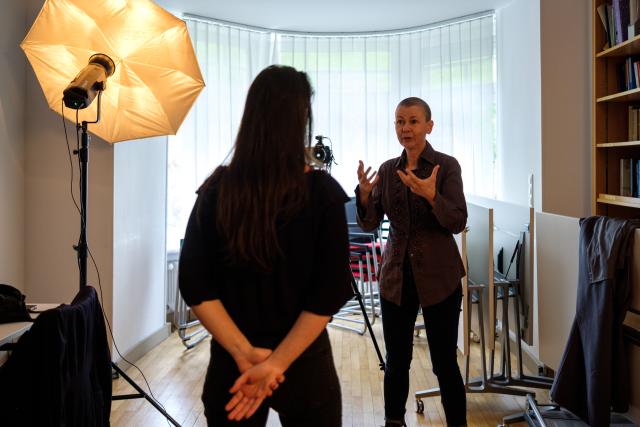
[0,286,112,427]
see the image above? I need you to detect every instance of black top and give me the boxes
[179,168,353,349]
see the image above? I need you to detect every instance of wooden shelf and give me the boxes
[597,87,640,103]
[597,194,640,208]
[596,141,640,148]
[596,34,640,58]
[593,0,640,217]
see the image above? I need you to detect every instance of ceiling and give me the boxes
[154,0,513,33]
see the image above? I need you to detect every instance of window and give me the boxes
[167,14,497,251]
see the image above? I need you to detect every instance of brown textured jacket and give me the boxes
[355,142,467,307]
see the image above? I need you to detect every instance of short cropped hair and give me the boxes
[397,97,431,121]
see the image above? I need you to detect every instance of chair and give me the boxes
[344,198,383,315]
[173,241,209,349]
[329,198,383,334]
[0,286,111,427]
[499,394,636,427]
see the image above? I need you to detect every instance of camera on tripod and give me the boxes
[306,135,335,171]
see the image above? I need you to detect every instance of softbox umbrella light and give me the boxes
[21,0,205,143]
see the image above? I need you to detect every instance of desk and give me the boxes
[0,304,59,364]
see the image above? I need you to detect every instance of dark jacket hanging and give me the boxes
[550,216,640,427]
[0,286,112,427]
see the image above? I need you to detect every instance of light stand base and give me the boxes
[112,362,181,426]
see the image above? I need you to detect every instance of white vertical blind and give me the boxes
[167,20,272,250]
[167,14,497,251]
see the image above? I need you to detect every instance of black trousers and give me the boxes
[202,330,342,426]
[381,260,466,426]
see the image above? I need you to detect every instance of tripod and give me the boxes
[346,269,386,371]
[73,92,181,426]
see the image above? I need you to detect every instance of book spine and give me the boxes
[637,159,640,197]
[632,158,637,197]
[621,158,632,196]
[599,3,612,48]
[619,0,631,41]
[609,5,616,47]
[614,0,624,44]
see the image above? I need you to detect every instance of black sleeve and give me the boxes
[178,191,221,306]
[302,175,353,315]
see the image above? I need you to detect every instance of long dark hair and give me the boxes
[207,65,313,271]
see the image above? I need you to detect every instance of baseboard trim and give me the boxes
[113,323,172,368]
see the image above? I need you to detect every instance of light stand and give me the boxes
[72,92,181,427]
[74,93,100,290]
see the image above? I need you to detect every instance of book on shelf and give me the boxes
[621,158,632,196]
[637,159,640,197]
[631,0,640,37]
[598,0,640,47]
[598,3,613,49]
[620,158,640,197]
[636,159,640,197]
[629,105,639,141]
[610,3,617,47]
[614,0,631,44]
[617,57,640,91]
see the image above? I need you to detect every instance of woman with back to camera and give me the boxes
[356,97,468,427]
[179,65,352,426]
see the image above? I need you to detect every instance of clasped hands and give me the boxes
[225,346,285,421]
[357,160,440,204]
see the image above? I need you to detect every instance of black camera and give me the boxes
[311,135,333,165]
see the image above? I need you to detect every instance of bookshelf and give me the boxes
[593,0,640,218]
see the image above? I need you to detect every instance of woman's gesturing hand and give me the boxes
[357,160,380,204]
[397,165,440,204]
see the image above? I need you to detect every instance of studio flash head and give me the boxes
[63,53,116,110]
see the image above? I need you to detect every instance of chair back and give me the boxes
[0,286,112,427]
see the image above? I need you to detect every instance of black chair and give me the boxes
[0,286,111,427]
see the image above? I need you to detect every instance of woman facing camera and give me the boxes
[356,97,468,427]
[179,65,352,426]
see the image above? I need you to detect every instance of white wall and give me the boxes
[540,0,591,218]
[497,0,591,217]
[113,137,168,356]
[496,0,592,363]
[0,0,27,291]
[496,0,543,362]
[497,0,541,209]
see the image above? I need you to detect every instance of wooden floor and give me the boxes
[111,319,547,426]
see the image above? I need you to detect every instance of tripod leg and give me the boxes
[112,362,181,426]
[351,274,385,371]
